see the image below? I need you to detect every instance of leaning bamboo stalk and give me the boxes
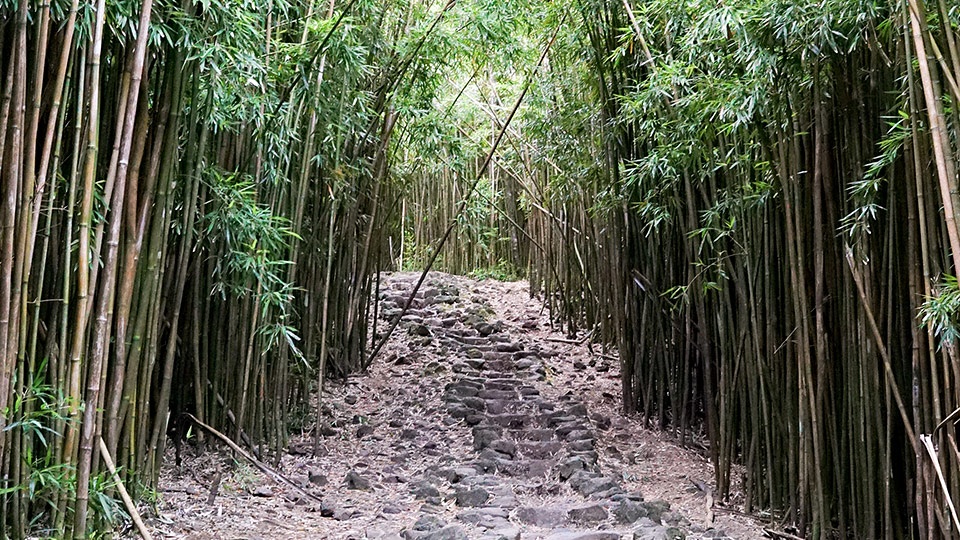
[98,438,153,540]
[920,435,960,531]
[844,247,917,451]
[368,18,564,365]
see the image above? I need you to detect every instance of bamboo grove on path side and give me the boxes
[3,0,960,539]
[0,0,415,536]
[518,1,960,538]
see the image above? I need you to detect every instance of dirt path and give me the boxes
[148,272,766,539]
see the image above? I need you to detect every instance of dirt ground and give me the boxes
[141,272,769,539]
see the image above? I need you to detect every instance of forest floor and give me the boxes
[145,272,768,540]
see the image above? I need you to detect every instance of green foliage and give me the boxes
[204,169,302,359]
[468,260,523,282]
[88,472,129,533]
[920,275,960,345]
[841,110,909,249]
[0,365,76,533]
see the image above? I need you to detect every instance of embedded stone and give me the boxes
[454,486,490,507]
[614,499,647,524]
[542,532,620,540]
[462,397,486,411]
[518,441,563,459]
[575,476,619,497]
[565,429,593,442]
[487,414,528,429]
[345,470,372,490]
[517,428,554,441]
[570,439,595,452]
[478,390,517,400]
[412,481,441,499]
[639,500,671,523]
[489,439,517,458]
[515,506,567,527]
[567,503,608,523]
[473,426,503,450]
[566,403,588,416]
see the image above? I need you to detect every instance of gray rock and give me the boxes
[405,525,470,540]
[487,494,519,508]
[383,503,403,514]
[662,511,689,527]
[555,422,587,437]
[412,481,441,499]
[640,500,671,523]
[448,405,473,419]
[485,400,509,415]
[515,358,536,369]
[413,514,447,532]
[542,532,621,540]
[496,342,521,353]
[484,379,521,391]
[454,486,490,507]
[559,456,588,480]
[567,469,601,488]
[462,397,486,411]
[613,499,647,524]
[566,403,588,416]
[252,485,273,497]
[436,466,477,484]
[308,469,328,485]
[497,458,552,479]
[515,506,567,527]
[401,428,419,440]
[566,429,593,442]
[590,412,612,430]
[466,358,487,370]
[590,486,626,500]
[489,439,517,458]
[409,323,432,336]
[456,507,510,525]
[567,503,608,523]
[478,389,517,400]
[483,528,520,540]
[572,450,600,466]
[345,470,372,490]
[473,426,503,450]
[473,458,498,473]
[487,414,528,429]
[575,476,620,497]
[570,439,595,452]
[519,440,563,459]
[633,525,685,540]
[475,322,499,336]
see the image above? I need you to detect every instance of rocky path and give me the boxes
[149,272,761,540]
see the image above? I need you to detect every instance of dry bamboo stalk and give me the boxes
[97,438,153,540]
[920,435,960,531]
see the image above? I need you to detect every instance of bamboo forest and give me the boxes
[6,0,960,538]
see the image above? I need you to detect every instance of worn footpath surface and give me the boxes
[148,272,765,539]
